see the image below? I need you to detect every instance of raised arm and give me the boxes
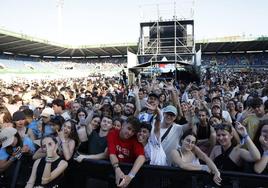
[41,160,68,185]
[153,107,162,139]
[41,142,68,185]
[235,122,261,162]
[25,159,41,188]
[133,86,141,117]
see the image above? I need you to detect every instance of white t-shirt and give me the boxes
[144,133,167,166]
[160,123,184,165]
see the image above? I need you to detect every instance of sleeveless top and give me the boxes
[214,145,241,171]
[177,149,200,165]
[196,123,211,140]
[35,157,64,187]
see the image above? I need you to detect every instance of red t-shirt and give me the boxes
[107,129,144,163]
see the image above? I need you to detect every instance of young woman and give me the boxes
[171,130,221,186]
[210,122,260,172]
[158,93,168,109]
[75,108,88,142]
[0,105,13,129]
[226,99,241,123]
[57,119,79,161]
[113,117,122,130]
[33,119,78,161]
[253,119,268,174]
[113,103,123,118]
[25,136,68,188]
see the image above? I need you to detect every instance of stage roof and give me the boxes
[0,27,268,58]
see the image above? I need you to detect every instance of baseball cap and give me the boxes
[40,107,55,118]
[163,105,178,116]
[0,127,17,148]
[13,111,26,121]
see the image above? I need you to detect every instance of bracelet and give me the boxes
[46,159,53,163]
[113,163,119,169]
[128,172,135,179]
[46,157,54,163]
[263,150,268,157]
[240,134,249,145]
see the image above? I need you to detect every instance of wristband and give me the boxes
[46,157,54,163]
[128,172,135,179]
[201,165,210,173]
[113,163,119,169]
[263,150,268,157]
[240,134,249,145]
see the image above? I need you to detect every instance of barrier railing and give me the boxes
[2,158,268,188]
[71,159,268,188]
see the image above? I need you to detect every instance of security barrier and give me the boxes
[1,158,268,188]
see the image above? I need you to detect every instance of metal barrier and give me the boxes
[1,158,268,188]
[71,159,268,188]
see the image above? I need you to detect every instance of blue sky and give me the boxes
[0,0,267,45]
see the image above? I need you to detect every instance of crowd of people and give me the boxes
[0,68,268,188]
[202,53,268,66]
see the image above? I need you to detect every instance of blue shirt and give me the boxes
[29,121,54,139]
[0,136,36,160]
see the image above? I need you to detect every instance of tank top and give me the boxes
[177,149,200,165]
[34,157,64,187]
[196,123,211,140]
[214,145,241,171]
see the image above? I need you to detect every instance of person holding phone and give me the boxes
[0,127,35,173]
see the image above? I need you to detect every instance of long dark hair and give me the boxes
[75,107,88,122]
[64,119,80,148]
[180,129,197,145]
[253,119,268,154]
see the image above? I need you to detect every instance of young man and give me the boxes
[138,92,159,125]
[107,116,145,188]
[52,99,71,120]
[75,115,113,161]
[160,105,193,165]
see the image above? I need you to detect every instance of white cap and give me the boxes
[0,127,17,148]
[40,107,55,118]
[163,105,178,116]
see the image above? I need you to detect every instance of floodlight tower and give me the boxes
[56,0,64,42]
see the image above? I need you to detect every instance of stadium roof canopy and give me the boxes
[0,27,268,58]
[196,36,268,54]
[0,28,137,58]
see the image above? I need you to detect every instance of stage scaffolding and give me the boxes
[134,19,195,81]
